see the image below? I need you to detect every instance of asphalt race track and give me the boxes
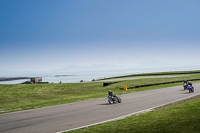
[0,83,199,133]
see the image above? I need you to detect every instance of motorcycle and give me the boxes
[188,85,194,93]
[107,95,122,104]
[183,83,188,90]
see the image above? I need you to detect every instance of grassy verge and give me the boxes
[0,71,200,114]
[98,70,200,80]
[67,95,200,133]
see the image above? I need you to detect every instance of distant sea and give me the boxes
[0,66,200,84]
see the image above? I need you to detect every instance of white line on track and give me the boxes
[57,93,200,133]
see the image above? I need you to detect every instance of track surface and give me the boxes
[0,83,199,133]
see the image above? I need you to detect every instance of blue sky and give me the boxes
[0,0,200,71]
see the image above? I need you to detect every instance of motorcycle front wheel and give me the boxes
[108,98,114,104]
[117,97,122,103]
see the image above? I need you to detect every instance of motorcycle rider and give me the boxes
[187,81,194,92]
[187,84,194,93]
[183,80,187,84]
[108,90,122,104]
[183,80,188,89]
[108,90,116,97]
[188,81,192,86]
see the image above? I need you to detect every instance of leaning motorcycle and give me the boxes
[183,83,188,90]
[108,95,122,104]
[188,85,194,93]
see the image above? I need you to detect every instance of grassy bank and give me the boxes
[99,70,200,80]
[68,96,200,133]
[0,71,200,114]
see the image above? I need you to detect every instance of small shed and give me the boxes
[30,77,42,84]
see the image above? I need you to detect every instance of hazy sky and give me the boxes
[0,0,200,71]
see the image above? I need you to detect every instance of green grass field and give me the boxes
[98,70,200,80]
[0,70,200,114]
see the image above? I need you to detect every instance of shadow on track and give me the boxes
[100,103,111,105]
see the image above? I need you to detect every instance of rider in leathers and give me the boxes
[108,90,116,97]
